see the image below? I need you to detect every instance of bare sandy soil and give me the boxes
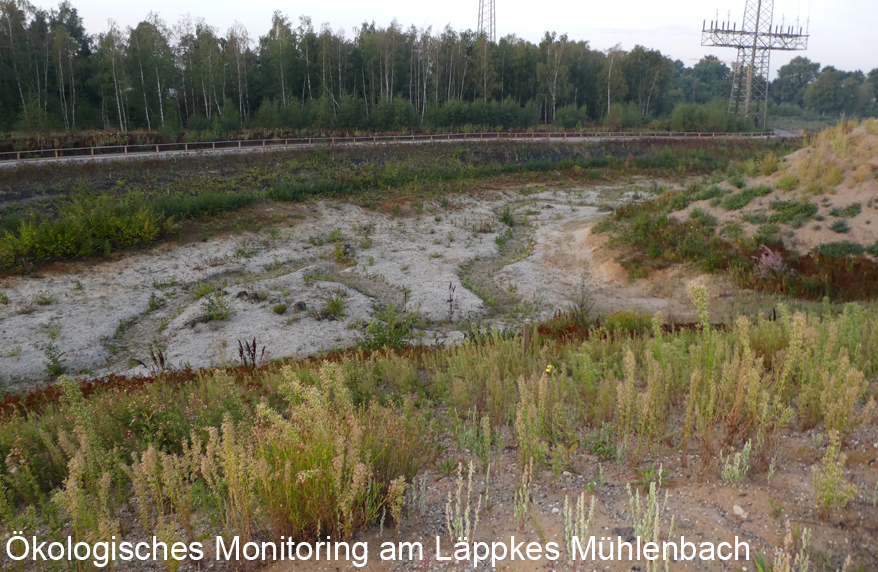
[671,124,878,255]
[0,180,703,391]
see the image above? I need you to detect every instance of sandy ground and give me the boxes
[0,181,702,391]
[671,124,878,255]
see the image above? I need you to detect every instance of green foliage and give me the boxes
[721,185,773,210]
[769,200,818,225]
[604,309,653,332]
[829,219,851,234]
[499,204,515,227]
[777,174,800,191]
[272,303,288,315]
[357,304,421,350]
[830,203,862,218]
[552,104,589,128]
[322,290,347,317]
[666,101,757,132]
[812,241,865,258]
[689,207,717,227]
[202,292,232,321]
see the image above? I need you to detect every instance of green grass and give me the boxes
[830,203,862,218]
[812,242,865,258]
[0,139,796,271]
[721,185,773,210]
[769,200,818,225]
[690,207,718,227]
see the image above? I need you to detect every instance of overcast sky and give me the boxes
[39,0,877,77]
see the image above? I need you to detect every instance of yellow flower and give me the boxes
[545,364,555,374]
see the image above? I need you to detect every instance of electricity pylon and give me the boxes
[478,0,496,42]
[702,0,808,127]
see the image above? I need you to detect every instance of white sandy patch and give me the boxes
[0,182,669,390]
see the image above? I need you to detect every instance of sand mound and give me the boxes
[671,119,878,255]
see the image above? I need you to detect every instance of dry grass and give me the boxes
[0,295,876,565]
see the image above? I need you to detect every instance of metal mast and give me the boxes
[702,0,808,127]
[478,0,496,42]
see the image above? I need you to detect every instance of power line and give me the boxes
[701,0,809,127]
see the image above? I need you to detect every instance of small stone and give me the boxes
[551,507,561,514]
[294,301,307,311]
[733,504,746,517]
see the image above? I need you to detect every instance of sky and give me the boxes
[37,0,878,78]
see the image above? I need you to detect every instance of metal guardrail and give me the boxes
[0,130,777,165]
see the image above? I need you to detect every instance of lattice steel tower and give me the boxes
[478,0,496,42]
[702,0,808,126]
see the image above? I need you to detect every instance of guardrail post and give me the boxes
[156,145,159,156]
[238,141,241,150]
[185,143,189,154]
[285,139,288,149]
[262,140,266,151]
[91,148,94,160]
[373,136,376,146]
[124,146,128,156]
[17,152,20,164]
[212,142,216,150]
[55,149,59,161]
[431,135,434,143]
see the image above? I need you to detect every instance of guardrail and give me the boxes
[0,130,777,165]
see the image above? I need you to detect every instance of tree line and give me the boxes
[1,0,876,135]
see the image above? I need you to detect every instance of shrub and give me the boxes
[829,203,861,218]
[323,290,347,317]
[812,242,865,258]
[769,200,818,224]
[273,303,288,315]
[690,207,718,227]
[722,185,772,210]
[777,174,799,191]
[829,220,851,234]
[203,292,232,321]
[604,309,653,332]
[813,431,857,519]
[760,152,780,175]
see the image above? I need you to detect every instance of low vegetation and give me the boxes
[0,139,791,272]
[0,290,875,569]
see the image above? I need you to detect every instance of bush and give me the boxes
[690,207,718,227]
[760,152,780,175]
[829,220,851,234]
[553,105,589,129]
[829,203,861,218]
[777,174,799,191]
[721,185,773,210]
[213,99,241,133]
[253,98,282,129]
[769,200,818,224]
[667,101,756,132]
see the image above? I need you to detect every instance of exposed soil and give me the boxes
[671,124,878,255]
[0,179,722,391]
